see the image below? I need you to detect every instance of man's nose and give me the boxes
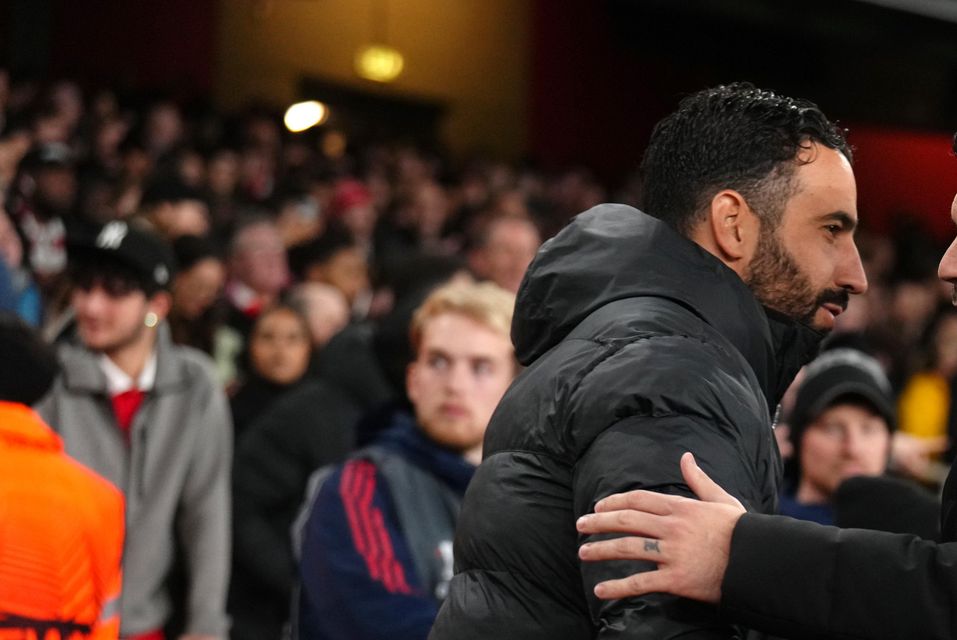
[83,285,113,311]
[838,240,868,296]
[445,362,471,393]
[939,236,957,285]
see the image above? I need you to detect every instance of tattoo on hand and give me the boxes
[644,539,660,553]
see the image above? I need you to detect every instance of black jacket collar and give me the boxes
[513,204,823,409]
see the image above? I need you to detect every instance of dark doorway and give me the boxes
[298,77,447,151]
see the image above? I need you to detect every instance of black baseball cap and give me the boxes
[68,221,176,294]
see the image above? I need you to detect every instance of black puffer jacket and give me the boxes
[430,204,822,639]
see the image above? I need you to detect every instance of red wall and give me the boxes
[528,0,688,181]
[848,127,957,241]
[47,0,216,94]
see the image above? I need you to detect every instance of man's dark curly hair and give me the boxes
[640,82,851,236]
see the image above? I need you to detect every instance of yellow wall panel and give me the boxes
[214,0,529,158]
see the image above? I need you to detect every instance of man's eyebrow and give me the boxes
[821,211,857,232]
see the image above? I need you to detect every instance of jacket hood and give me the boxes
[376,410,476,494]
[512,204,822,407]
[0,401,62,452]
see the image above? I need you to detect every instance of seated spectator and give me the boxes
[0,312,124,640]
[230,303,313,441]
[168,234,226,353]
[288,229,369,314]
[9,142,76,292]
[316,253,472,422]
[329,178,377,257]
[896,308,957,484]
[467,214,541,293]
[287,282,350,351]
[294,281,517,640]
[204,147,241,241]
[0,205,41,325]
[214,215,289,386]
[377,180,454,263]
[230,380,361,640]
[229,264,469,640]
[782,348,916,527]
[138,177,211,241]
[35,220,232,639]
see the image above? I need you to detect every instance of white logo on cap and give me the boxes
[96,221,128,250]
[154,265,169,285]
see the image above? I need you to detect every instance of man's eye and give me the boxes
[428,355,450,370]
[473,361,493,376]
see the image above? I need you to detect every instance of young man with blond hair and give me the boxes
[294,281,516,640]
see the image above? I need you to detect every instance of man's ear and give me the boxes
[148,291,173,321]
[706,189,760,269]
[405,361,420,405]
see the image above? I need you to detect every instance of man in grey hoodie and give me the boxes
[36,220,231,640]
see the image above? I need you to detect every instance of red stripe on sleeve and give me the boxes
[340,461,374,576]
[339,459,412,594]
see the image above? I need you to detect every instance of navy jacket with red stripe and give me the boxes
[298,412,474,640]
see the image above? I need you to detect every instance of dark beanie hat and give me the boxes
[788,348,896,455]
[0,312,59,405]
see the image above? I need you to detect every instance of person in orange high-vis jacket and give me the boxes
[0,312,124,639]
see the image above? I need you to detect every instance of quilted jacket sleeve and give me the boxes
[573,413,760,639]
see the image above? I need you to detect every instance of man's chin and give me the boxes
[809,306,838,332]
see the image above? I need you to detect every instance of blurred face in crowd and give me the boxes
[34,165,77,215]
[308,247,369,306]
[50,81,84,130]
[411,182,450,240]
[72,269,168,356]
[341,201,378,241]
[33,114,71,145]
[173,257,226,320]
[231,222,289,297]
[293,283,349,347]
[208,150,240,197]
[471,217,541,293]
[177,150,206,188]
[745,144,867,332]
[406,312,515,460]
[797,401,891,504]
[145,102,183,155]
[248,307,311,385]
[149,199,210,241]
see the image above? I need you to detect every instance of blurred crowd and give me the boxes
[2,70,957,638]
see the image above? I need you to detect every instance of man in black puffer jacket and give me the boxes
[430,82,868,639]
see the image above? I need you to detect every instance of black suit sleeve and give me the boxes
[722,513,957,640]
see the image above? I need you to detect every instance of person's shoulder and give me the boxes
[55,452,125,513]
[167,341,218,374]
[269,378,362,422]
[55,338,95,369]
[161,341,223,392]
[311,457,383,512]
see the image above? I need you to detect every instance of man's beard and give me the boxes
[745,227,848,329]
